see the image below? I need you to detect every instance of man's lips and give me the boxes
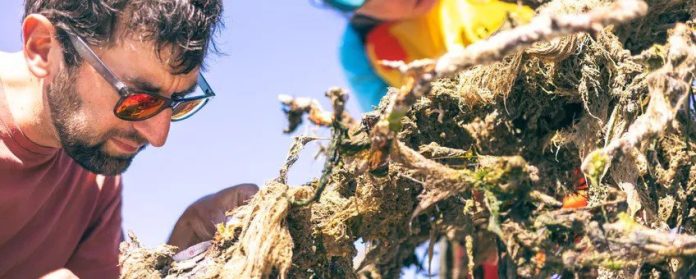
[110,137,141,154]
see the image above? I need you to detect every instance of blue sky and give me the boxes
[0,1,433,277]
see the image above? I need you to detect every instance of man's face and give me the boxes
[47,37,199,175]
[356,0,437,21]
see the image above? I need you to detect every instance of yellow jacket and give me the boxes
[366,0,534,87]
[340,0,534,110]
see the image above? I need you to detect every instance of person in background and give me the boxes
[324,0,535,111]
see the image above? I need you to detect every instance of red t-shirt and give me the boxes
[0,82,122,278]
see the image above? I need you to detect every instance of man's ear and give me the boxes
[22,14,59,78]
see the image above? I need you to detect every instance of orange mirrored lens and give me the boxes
[172,98,206,120]
[115,93,166,120]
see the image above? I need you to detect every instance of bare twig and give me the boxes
[561,214,696,270]
[279,94,333,133]
[604,215,696,257]
[529,190,563,207]
[276,136,321,184]
[279,87,355,134]
[292,88,351,206]
[392,141,536,218]
[418,142,475,160]
[433,0,647,77]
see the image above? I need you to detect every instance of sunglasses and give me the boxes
[67,33,216,122]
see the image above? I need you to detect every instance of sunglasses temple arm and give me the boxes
[197,74,216,97]
[67,34,128,93]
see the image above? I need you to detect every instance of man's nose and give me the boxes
[133,109,171,147]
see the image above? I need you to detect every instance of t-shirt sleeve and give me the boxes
[65,176,124,279]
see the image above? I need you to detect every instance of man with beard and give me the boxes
[0,1,257,278]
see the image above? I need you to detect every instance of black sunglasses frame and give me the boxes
[67,32,216,122]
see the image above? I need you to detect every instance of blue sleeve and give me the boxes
[339,24,389,112]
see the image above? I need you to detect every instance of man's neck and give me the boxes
[0,51,61,148]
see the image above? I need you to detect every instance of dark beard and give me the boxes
[46,68,143,175]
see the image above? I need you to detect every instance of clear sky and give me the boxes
[0,1,432,277]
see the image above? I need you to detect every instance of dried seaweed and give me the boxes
[120,0,696,278]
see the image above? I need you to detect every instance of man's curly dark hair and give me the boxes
[24,0,223,74]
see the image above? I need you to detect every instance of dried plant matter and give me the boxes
[367,0,648,175]
[121,0,696,278]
